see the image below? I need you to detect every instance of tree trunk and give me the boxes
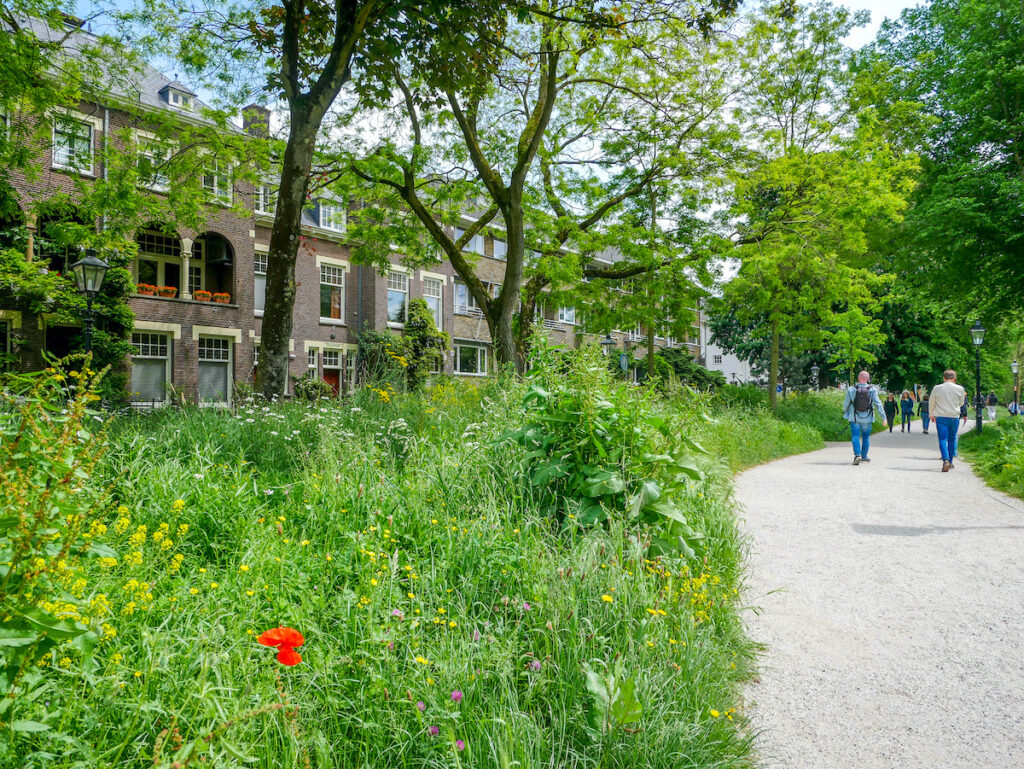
[255,123,316,399]
[769,321,780,411]
[646,325,656,379]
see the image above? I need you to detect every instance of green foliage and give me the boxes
[959,418,1024,499]
[403,298,449,391]
[355,327,411,391]
[584,660,642,737]
[505,344,705,557]
[775,389,884,441]
[291,375,335,402]
[659,349,725,390]
[0,363,110,757]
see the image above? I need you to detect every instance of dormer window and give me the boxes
[319,202,345,232]
[159,83,196,112]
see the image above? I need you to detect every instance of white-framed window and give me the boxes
[255,185,276,215]
[197,336,232,404]
[168,89,193,111]
[188,264,203,294]
[52,118,94,173]
[713,354,722,365]
[322,349,340,368]
[319,264,345,322]
[455,343,488,376]
[558,306,576,325]
[202,160,232,203]
[254,252,267,315]
[130,332,170,404]
[319,202,345,232]
[345,351,357,394]
[429,348,443,375]
[307,349,318,376]
[454,227,485,255]
[137,140,171,190]
[423,277,443,329]
[454,280,477,314]
[387,271,408,324]
[492,239,507,260]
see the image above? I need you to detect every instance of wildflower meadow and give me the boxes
[1,348,821,768]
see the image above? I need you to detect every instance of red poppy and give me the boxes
[257,626,304,666]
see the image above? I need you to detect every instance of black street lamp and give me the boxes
[1012,359,1020,416]
[810,363,820,391]
[600,333,616,357]
[69,249,110,354]
[970,320,985,433]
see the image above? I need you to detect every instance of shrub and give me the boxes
[292,374,335,401]
[658,349,726,390]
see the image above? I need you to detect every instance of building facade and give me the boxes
[0,21,695,405]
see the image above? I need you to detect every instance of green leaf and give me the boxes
[15,608,85,641]
[579,472,625,497]
[0,517,20,534]
[85,543,118,559]
[10,720,50,733]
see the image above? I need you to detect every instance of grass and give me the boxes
[958,417,1024,499]
[3,368,822,769]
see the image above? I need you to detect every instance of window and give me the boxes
[137,231,181,257]
[137,140,171,190]
[202,160,231,203]
[168,89,193,111]
[322,349,342,395]
[713,354,723,365]
[52,119,93,173]
[345,352,357,394]
[454,227,485,255]
[255,185,276,215]
[319,202,344,232]
[456,343,488,376]
[307,349,318,376]
[197,336,231,403]
[319,264,345,321]
[254,253,267,315]
[423,277,442,329]
[492,239,507,260]
[130,332,170,404]
[387,271,408,324]
[558,306,576,325]
[454,280,476,314]
[189,264,203,294]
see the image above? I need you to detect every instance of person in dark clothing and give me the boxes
[883,393,898,432]
[917,394,930,435]
[987,391,998,421]
[900,391,915,432]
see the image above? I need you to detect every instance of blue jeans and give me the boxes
[934,416,960,462]
[850,419,873,458]
[902,412,913,429]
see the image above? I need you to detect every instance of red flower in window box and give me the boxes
[211,292,231,304]
[194,290,212,302]
[136,283,157,296]
[157,285,178,298]
[257,626,304,666]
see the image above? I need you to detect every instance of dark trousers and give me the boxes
[902,412,913,430]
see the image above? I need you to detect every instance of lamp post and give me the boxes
[970,320,985,433]
[810,364,820,391]
[1012,359,1020,416]
[69,249,110,354]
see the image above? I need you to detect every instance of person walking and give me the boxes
[929,370,968,472]
[842,371,887,465]
[900,391,915,432]
[986,391,998,421]
[917,394,930,435]
[883,393,898,432]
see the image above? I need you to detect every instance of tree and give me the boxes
[869,0,1024,322]
[723,0,918,409]
[823,305,884,385]
[348,2,741,372]
[127,0,518,397]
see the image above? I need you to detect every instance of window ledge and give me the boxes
[319,318,347,327]
[387,321,406,329]
[456,371,489,377]
[51,165,96,178]
[131,294,238,309]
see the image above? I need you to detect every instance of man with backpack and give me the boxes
[842,371,888,465]
[986,391,998,421]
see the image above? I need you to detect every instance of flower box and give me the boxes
[136,283,157,296]
[211,292,231,304]
[194,290,212,302]
[157,286,178,298]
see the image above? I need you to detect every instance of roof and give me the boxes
[12,15,239,130]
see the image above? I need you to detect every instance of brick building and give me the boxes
[0,18,696,405]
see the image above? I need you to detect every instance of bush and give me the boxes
[292,374,335,401]
[658,349,726,390]
[960,418,1024,498]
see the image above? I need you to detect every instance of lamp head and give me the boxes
[1013,360,1020,375]
[810,364,820,377]
[69,249,110,297]
[970,320,986,347]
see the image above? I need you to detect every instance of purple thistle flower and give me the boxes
[522,602,531,611]
[530,659,542,671]
[451,690,463,703]
[428,725,439,736]
[391,609,404,620]
[472,628,481,642]
[456,739,466,751]
[416,701,426,712]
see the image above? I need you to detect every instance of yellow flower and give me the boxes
[415,655,431,666]
[601,595,614,603]
[246,590,255,596]
[189,588,199,595]
[59,657,72,669]
[710,709,720,718]
[239,565,250,572]
[134,671,143,678]
[172,499,185,512]
[370,578,378,586]
[209,582,219,589]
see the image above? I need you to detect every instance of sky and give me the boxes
[839,0,921,48]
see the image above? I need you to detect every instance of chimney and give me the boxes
[242,104,271,138]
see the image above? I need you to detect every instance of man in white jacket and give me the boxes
[929,370,968,472]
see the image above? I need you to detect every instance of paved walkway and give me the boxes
[738,418,1024,769]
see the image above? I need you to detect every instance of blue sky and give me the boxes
[840,0,921,48]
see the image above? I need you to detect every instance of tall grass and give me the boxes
[959,418,1024,499]
[6,370,783,769]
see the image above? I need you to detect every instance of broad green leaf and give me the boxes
[11,720,51,733]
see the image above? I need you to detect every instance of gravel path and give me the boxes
[737,418,1024,769]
